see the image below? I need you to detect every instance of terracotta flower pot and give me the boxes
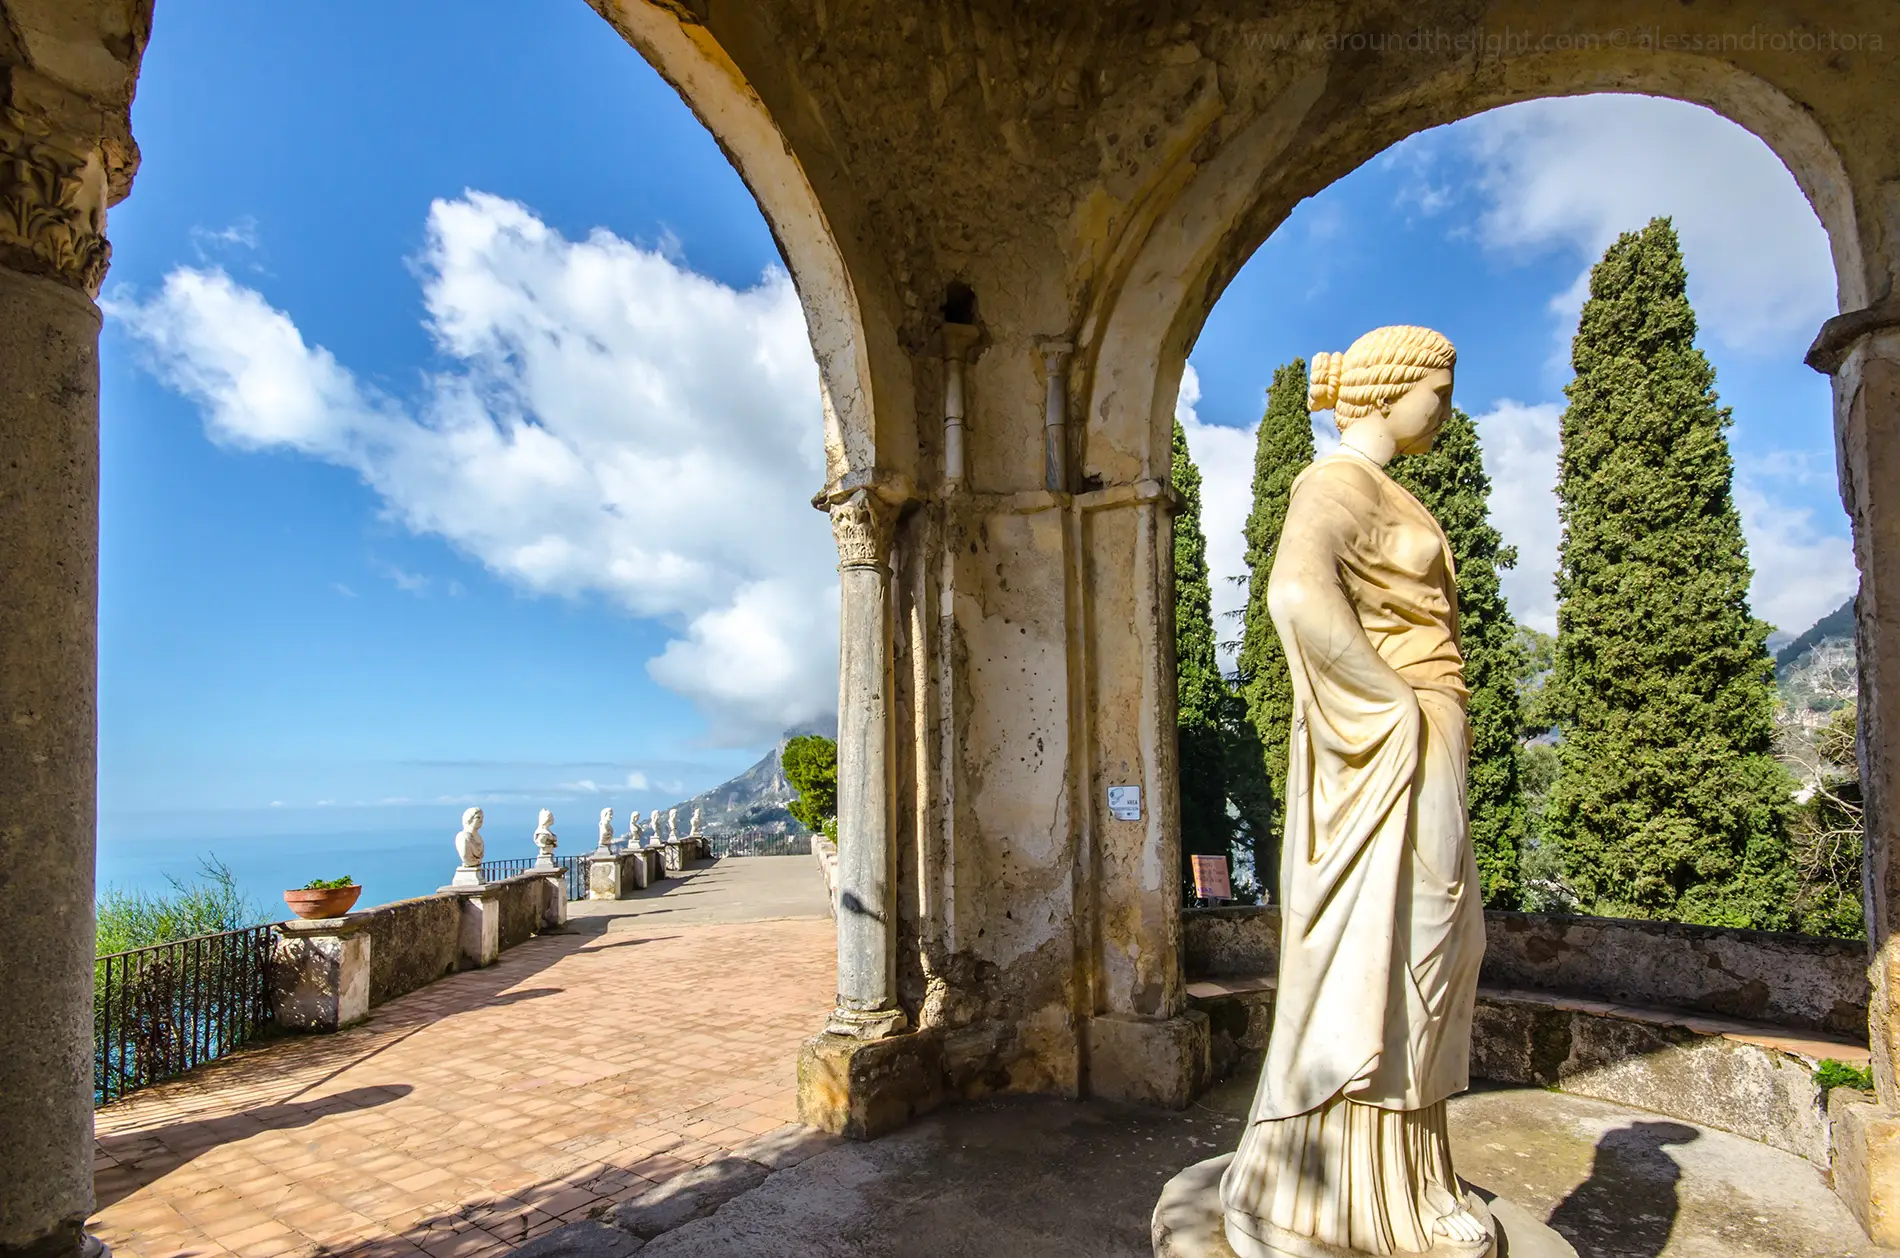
[283,885,363,920]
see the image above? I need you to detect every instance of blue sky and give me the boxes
[102,2,1852,874]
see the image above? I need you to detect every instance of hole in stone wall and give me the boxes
[942,281,978,325]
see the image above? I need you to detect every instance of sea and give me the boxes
[96,829,491,916]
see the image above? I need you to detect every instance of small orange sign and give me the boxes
[1191,854,1232,902]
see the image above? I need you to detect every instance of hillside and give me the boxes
[1776,595,1855,679]
[669,715,837,834]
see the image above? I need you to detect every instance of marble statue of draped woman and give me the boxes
[1221,326,1489,1258]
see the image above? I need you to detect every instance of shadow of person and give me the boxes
[93,1084,413,1209]
[1546,1119,1698,1258]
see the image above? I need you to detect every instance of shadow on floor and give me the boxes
[94,1085,414,1209]
[1546,1119,1698,1258]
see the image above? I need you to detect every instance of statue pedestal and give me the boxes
[1152,1154,1574,1258]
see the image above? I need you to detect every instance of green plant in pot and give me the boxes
[283,875,361,920]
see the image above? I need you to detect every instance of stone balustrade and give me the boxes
[270,871,566,1032]
[1184,904,1869,1036]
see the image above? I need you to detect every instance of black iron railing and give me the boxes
[479,856,535,881]
[479,854,589,901]
[94,924,276,1106]
[708,831,813,858]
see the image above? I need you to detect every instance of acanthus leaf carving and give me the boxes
[830,489,894,570]
[0,109,112,295]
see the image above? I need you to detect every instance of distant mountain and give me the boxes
[669,715,837,835]
[1776,595,1855,680]
[1775,597,1856,753]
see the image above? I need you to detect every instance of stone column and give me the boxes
[824,489,907,1040]
[1808,303,1900,1242]
[0,112,115,1258]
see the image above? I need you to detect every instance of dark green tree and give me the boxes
[1544,217,1794,929]
[782,734,839,841]
[1173,417,1235,893]
[1388,407,1528,906]
[1235,360,1315,898]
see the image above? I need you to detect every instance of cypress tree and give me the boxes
[1544,217,1794,929]
[1173,417,1233,892]
[1236,360,1315,897]
[1388,407,1528,906]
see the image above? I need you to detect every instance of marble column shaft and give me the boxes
[826,489,906,1038]
[0,254,105,1254]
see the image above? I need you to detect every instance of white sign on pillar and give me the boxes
[1107,785,1142,822]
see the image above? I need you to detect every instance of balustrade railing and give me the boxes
[479,854,588,901]
[708,831,813,858]
[94,924,276,1106]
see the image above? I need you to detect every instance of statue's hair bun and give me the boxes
[1308,351,1342,413]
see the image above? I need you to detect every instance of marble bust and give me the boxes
[449,806,486,888]
[597,806,615,853]
[649,809,663,846]
[454,807,485,869]
[667,807,680,843]
[690,807,703,836]
[533,809,558,867]
[1218,326,1491,1257]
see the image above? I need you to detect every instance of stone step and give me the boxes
[1187,974,1869,1167]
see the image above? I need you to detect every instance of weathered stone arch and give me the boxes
[587,1,918,497]
[1077,39,1900,1241]
[1082,53,1868,491]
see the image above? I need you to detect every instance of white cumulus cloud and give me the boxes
[1468,400,1564,635]
[1174,365,1257,673]
[109,192,837,744]
[1456,94,1837,358]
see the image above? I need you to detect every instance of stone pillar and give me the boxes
[0,112,116,1258]
[540,873,569,930]
[1809,303,1900,1242]
[588,852,625,901]
[451,887,503,969]
[271,920,372,1031]
[824,489,906,1040]
[1075,481,1206,1107]
[800,489,945,1140]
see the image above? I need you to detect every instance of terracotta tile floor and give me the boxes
[90,909,836,1258]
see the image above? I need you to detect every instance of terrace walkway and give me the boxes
[87,854,1893,1258]
[89,856,835,1258]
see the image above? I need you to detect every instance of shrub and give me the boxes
[1815,1058,1875,1095]
[96,856,263,956]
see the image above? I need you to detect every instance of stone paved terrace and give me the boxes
[89,854,1899,1258]
[89,856,835,1257]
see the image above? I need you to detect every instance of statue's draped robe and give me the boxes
[1221,453,1485,1256]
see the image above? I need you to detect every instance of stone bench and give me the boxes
[1188,973,1869,1167]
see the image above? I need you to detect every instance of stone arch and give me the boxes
[587,1,917,497]
[1081,51,1867,490]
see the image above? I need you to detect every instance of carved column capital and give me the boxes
[0,109,113,296]
[830,489,895,570]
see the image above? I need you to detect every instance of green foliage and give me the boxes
[782,734,840,842]
[1785,702,1864,938]
[1389,407,1528,906]
[300,875,356,890]
[1544,217,1795,930]
[1174,417,1238,889]
[1235,360,1315,898]
[96,856,262,957]
[1815,1058,1875,1095]
[1515,626,1556,734]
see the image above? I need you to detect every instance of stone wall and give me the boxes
[495,874,546,952]
[1184,906,1869,1038]
[357,894,461,1008]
